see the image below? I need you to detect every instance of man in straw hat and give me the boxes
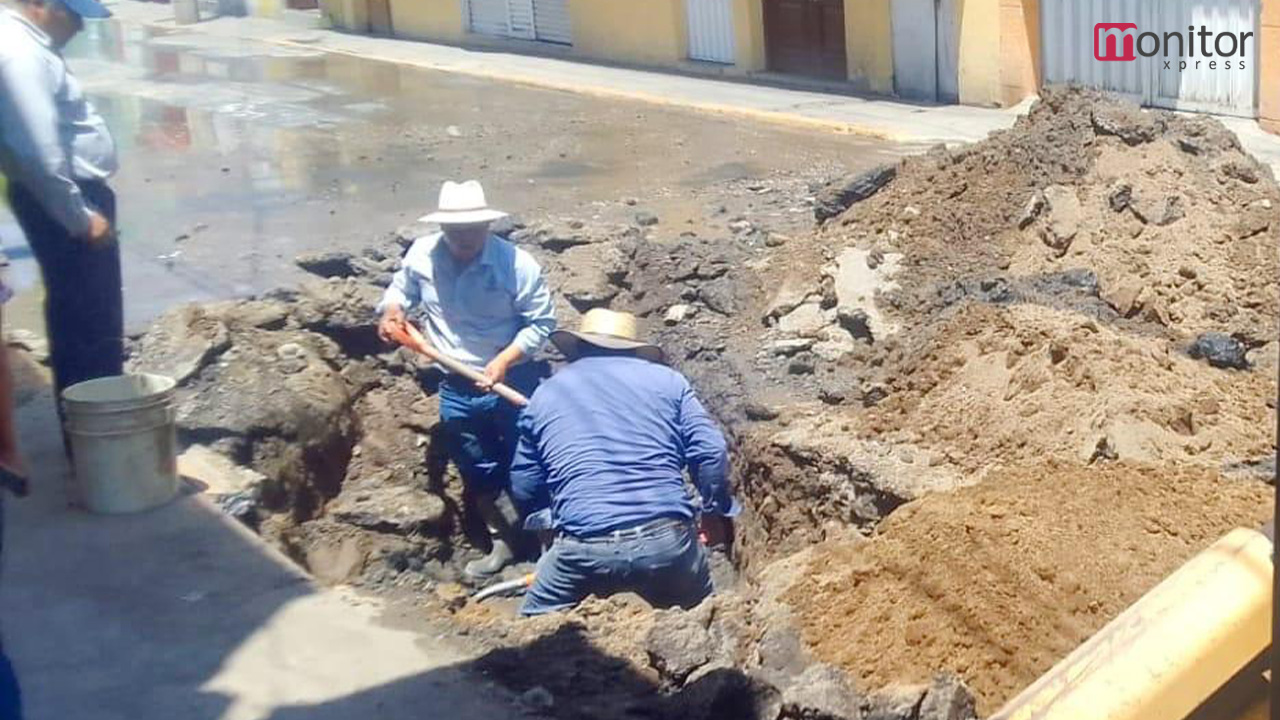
[379,180,556,579]
[510,308,739,615]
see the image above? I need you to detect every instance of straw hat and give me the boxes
[418,180,508,225]
[550,309,665,364]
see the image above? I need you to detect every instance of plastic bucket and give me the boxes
[62,374,179,514]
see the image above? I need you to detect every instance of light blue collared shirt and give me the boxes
[0,8,117,237]
[378,232,556,371]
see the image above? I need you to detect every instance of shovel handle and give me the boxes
[387,322,530,408]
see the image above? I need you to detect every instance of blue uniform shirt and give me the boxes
[510,355,740,537]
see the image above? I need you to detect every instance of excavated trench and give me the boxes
[129,87,1280,720]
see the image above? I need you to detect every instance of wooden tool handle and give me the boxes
[388,322,530,408]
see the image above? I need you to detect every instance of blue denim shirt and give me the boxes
[378,232,556,371]
[510,355,740,537]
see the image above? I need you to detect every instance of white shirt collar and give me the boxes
[1,7,53,49]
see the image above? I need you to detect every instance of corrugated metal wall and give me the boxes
[533,0,573,44]
[1040,0,1258,117]
[686,0,737,64]
[1151,0,1257,115]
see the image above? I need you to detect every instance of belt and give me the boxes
[561,517,690,544]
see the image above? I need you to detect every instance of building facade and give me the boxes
[322,0,1280,129]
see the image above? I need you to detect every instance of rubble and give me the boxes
[814,164,898,223]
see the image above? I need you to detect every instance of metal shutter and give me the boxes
[1040,0,1148,103]
[686,0,736,64]
[533,0,572,44]
[508,0,536,40]
[1040,0,1258,117]
[1149,0,1257,116]
[468,0,511,37]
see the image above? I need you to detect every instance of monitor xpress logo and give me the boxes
[1094,23,1253,70]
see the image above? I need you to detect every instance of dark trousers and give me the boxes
[0,501,19,720]
[7,181,124,425]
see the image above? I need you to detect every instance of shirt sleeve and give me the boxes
[376,262,420,314]
[677,380,740,518]
[0,52,92,237]
[510,253,556,357]
[509,410,551,518]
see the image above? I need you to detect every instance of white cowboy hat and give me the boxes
[419,180,509,225]
[550,308,665,364]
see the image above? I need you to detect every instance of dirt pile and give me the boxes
[784,463,1272,714]
[861,302,1275,476]
[830,86,1278,342]
[731,87,1278,551]
[126,86,1278,720]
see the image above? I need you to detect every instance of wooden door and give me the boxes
[367,0,393,35]
[764,0,846,80]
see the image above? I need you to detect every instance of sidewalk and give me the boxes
[1,377,516,719]
[103,1,1026,146]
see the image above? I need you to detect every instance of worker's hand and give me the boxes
[378,305,408,345]
[85,211,113,246]
[699,515,734,549]
[478,354,512,392]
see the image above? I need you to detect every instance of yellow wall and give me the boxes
[733,0,767,72]
[389,0,464,43]
[846,0,894,93]
[1262,0,1279,132]
[999,0,1040,106]
[567,0,688,66]
[956,0,1003,106]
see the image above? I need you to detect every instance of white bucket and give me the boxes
[62,374,179,514]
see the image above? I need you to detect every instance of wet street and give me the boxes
[0,12,902,333]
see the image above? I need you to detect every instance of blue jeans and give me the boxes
[521,519,713,616]
[438,363,539,496]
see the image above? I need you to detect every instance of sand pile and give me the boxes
[784,463,1272,714]
[861,302,1275,475]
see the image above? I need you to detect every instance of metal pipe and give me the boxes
[472,573,535,603]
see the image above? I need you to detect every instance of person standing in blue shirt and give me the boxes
[510,308,739,615]
[0,0,121,454]
[378,180,556,579]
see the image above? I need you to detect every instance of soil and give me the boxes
[785,463,1273,714]
[125,86,1279,720]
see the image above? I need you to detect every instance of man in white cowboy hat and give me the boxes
[510,308,739,615]
[378,180,556,578]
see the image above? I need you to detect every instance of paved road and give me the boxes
[0,10,903,335]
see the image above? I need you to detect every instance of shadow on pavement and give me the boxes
[0,362,511,719]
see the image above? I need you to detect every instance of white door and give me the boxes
[686,0,736,64]
[533,0,572,44]
[892,0,937,101]
[1041,0,1258,117]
